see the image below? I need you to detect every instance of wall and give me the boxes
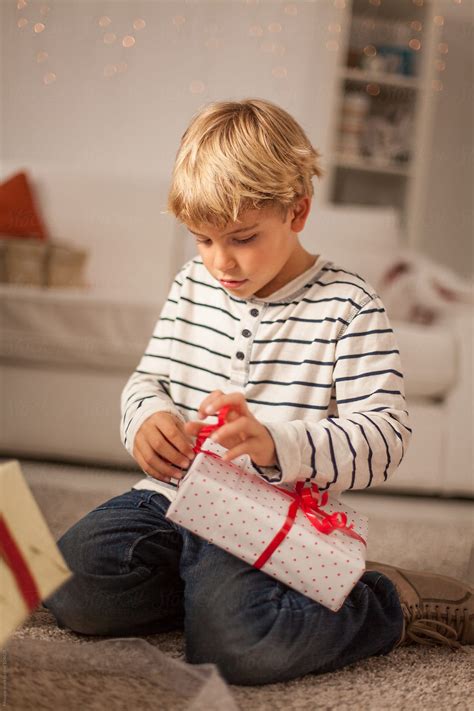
[420,6,473,279]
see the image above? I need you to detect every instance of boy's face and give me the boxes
[186,197,312,299]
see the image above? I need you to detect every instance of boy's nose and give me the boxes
[213,250,236,273]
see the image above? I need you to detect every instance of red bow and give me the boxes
[189,407,366,568]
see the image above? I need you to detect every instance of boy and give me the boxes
[46,99,473,685]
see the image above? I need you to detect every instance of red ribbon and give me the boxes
[189,407,367,569]
[0,514,41,612]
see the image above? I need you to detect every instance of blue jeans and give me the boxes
[44,488,404,686]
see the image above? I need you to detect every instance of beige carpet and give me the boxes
[3,459,474,710]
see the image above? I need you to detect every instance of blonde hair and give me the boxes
[166,98,324,228]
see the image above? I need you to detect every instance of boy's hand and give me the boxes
[184,390,277,468]
[133,412,196,483]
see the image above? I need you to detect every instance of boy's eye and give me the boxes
[237,235,256,244]
[196,235,256,246]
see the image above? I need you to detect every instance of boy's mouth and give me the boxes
[219,278,248,289]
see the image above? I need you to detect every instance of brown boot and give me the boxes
[365,561,473,652]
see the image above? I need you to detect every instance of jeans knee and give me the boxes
[185,643,284,686]
[185,604,286,685]
[43,584,109,635]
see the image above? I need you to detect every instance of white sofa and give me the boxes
[1,169,472,497]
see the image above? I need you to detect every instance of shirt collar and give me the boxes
[247,255,332,305]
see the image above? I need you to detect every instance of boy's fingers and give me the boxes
[184,421,206,437]
[160,419,195,459]
[198,390,224,418]
[151,436,191,470]
[135,442,184,481]
[221,442,253,463]
[202,392,247,417]
[210,416,250,444]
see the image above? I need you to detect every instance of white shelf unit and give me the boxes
[321,0,443,248]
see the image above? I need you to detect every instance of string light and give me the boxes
[366,83,380,96]
[103,64,117,78]
[284,4,298,16]
[260,40,277,53]
[103,33,116,44]
[438,42,449,54]
[122,35,135,48]
[98,16,111,28]
[409,39,421,50]
[268,22,282,33]
[133,19,146,31]
[433,16,445,26]
[363,45,377,57]
[43,72,56,85]
[205,37,223,49]
[17,18,28,29]
[189,80,206,94]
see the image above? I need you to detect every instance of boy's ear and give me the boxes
[289,196,311,233]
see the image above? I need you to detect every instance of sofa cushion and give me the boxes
[0,172,48,240]
[393,320,456,399]
[0,285,158,372]
[0,284,457,399]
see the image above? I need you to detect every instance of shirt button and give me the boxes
[250,308,259,317]
[242,329,251,338]
[236,351,245,360]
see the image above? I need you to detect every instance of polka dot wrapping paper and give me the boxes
[165,440,369,612]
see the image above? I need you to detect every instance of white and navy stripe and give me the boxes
[121,255,412,502]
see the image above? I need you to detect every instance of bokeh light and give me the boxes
[366,83,381,96]
[190,80,206,94]
[43,72,56,85]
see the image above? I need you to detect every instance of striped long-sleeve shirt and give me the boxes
[120,254,412,502]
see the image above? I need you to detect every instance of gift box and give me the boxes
[166,441,368,612]
[0,460,72,648]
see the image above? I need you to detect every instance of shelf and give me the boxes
[331,153,412,177]
[340,67,421,91]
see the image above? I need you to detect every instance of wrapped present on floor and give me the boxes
[0,460,72,649]
[166,438,368,612]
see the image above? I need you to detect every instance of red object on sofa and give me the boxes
[0,172,48,239]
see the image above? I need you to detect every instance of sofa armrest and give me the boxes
[442,309,474,496]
